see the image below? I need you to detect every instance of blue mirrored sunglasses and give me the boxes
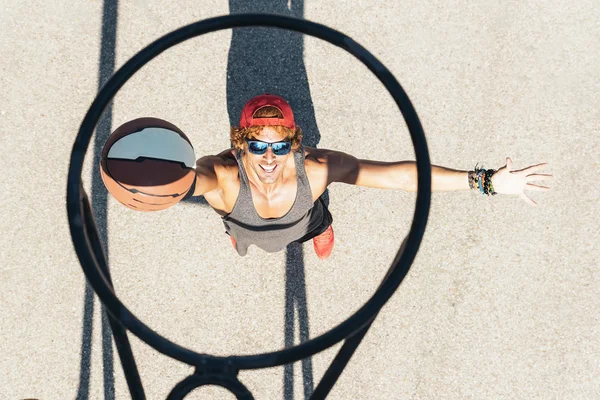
[246,140,292,156]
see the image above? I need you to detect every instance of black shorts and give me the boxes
[294,197,333,243]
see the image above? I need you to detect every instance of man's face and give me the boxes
[243,126,292,185]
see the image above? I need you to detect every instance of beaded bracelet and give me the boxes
[478,170,485,194]
[468,166,497,196]
[484,169,497,196]
[468,167,484,192]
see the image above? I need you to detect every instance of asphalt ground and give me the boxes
[1,1,598,399]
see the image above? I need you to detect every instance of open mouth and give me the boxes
[260,164,277,174]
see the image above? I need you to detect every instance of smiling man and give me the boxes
[192,94,552,259]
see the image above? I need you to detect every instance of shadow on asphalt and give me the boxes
[79,1,321,399]
[227,1,324,398]
[77,0,117,399]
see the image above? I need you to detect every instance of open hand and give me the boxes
[491,157,553,206]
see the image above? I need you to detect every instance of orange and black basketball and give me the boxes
[100,117,196,211]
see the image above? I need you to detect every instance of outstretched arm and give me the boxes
[320,150,552,206]
[329,156,473,192]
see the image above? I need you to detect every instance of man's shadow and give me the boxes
[180,1,321,397]
[80,1,321,399]
[226,1,323,399]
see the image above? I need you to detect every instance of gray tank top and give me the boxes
[222,146,324,256]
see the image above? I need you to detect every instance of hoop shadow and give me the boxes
[227,2,323,398]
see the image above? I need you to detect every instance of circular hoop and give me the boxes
[67,13,431,371]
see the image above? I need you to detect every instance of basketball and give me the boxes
[100,117,196,211]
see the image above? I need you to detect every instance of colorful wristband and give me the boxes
[469,166,497,196]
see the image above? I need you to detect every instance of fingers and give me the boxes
[518,162,549,174]
[526,183,550,192]
[506,157,513,171]
[526,173,553,182]
[520,193,537,206]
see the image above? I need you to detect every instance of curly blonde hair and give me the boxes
[230,106,303,152]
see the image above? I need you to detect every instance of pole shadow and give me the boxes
[227,2,324,398]
[77,0,118,398]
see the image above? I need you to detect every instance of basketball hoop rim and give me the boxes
[66,12,431,371]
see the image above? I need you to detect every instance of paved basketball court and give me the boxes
[1,1,598,398]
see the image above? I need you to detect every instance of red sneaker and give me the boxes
[313,225,334,260]
[230,236,237,250]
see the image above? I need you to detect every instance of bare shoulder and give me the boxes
[303,146,338,163]
[303,146,360,188]
[192,149,239,197]
[304,146,357,171]
[303,146,330,174]
[303,147,336,200]
[197,148,239,179]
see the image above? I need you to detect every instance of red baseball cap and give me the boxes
[239,94,295,129]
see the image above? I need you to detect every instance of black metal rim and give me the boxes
[66,13,431,371]
[166,373,254,400]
